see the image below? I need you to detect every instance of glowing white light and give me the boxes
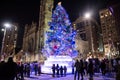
[58,2,61,5]
[1,29,5,31]
[84,12,91,19]
[41,56,74,73]
[4,23,11,28]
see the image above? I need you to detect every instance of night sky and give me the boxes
[0,0,109,24]
[0,0,111,52]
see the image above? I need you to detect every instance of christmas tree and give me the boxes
[42,2,78,57]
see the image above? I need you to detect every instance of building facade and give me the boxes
[37,0,53,52]
[99,8,119,58]
[73,16,103,58]
[108,1,120,57]
[22,22,37,61]
[22,0,53,62]
[1,23,18,60]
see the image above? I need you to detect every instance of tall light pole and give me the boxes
[0,23,17,60]
[84,12,92,19]
[73,11,95,59]
[84,12,95,57]
[117,42,120,56]
[1,23,11,60]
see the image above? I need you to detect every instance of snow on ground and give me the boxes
[25,73,115,80]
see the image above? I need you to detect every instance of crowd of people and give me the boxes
[51,64,67,77]
[74,58,120,80]
[0,57,120,80]
[0,57,68,80]
[0,57,41,80]
[0,57,18,80]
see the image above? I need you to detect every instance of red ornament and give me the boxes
[54,45,57,49]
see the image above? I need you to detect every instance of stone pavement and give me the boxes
[25,73,115,80]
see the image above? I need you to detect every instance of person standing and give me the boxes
[116,60,120,80]
[26,63,30,77]
[74,59,80,80]
[63,66,67,76]
[38,63,41,76]
[52,64,56,77]
[24,63,27,77]
[19,63,24,80]
[100,60,106,76]
[79,60,84,80]
[87,59,94,80]
[60,66,63,77]
[34,63,38,75]
[0,61,6,79]
[56,64,60,77]
[72,62,75,74]
[5,57,18,80]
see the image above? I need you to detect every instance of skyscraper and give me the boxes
[1,23,18,60]
[108,0,120,57]
[99,8,118,58]
[73,16,101,58]
[22,0,54,61]
[37,0,53,52]
[22,22,37,61]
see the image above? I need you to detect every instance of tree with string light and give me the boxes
[42,2,78,57]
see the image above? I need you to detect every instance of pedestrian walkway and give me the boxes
[25,73,115,80]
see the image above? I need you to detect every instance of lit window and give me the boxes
[100,15,104,18]
[109,12,112,15]
[105,14,108,17]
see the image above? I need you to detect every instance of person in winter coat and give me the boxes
[87,59,94,80]
[74,59,80,80]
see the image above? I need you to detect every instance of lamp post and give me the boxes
[117,42,120,56]
[1,23,11,60]
[84,12,92,19]
[0,23,17,60]
[73,11,95,58]
[84,12,95,57]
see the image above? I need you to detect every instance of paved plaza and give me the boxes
[25,73,115,80]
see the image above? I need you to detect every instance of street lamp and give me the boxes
[1,23,11,60]
[84,12,95,55]
[4,23,11,28]
[73,11,94,58]
[0,23,17,60]
[84,12,92,19]
[117,42,120,56]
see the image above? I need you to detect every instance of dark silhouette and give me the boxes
[24,63,27,77]
[74,59,80,80]
[79,60,84,80]
[34,63,38,75]
[100,60,106,76]
[87,59,94,80]
[38,63,41,76]
[52,64,56,77]
[72,63,74,74]
[116,60,120,80]
[0,61,6,79]
[63,66,67,76]
[5,57,18,80]
[60,66,64,77]
[56,64,59,77]
[26,63,30,77]
[19,63,24,80]
[84,61,88,75]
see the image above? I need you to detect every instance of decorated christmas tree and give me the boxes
[42,2,78,57]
